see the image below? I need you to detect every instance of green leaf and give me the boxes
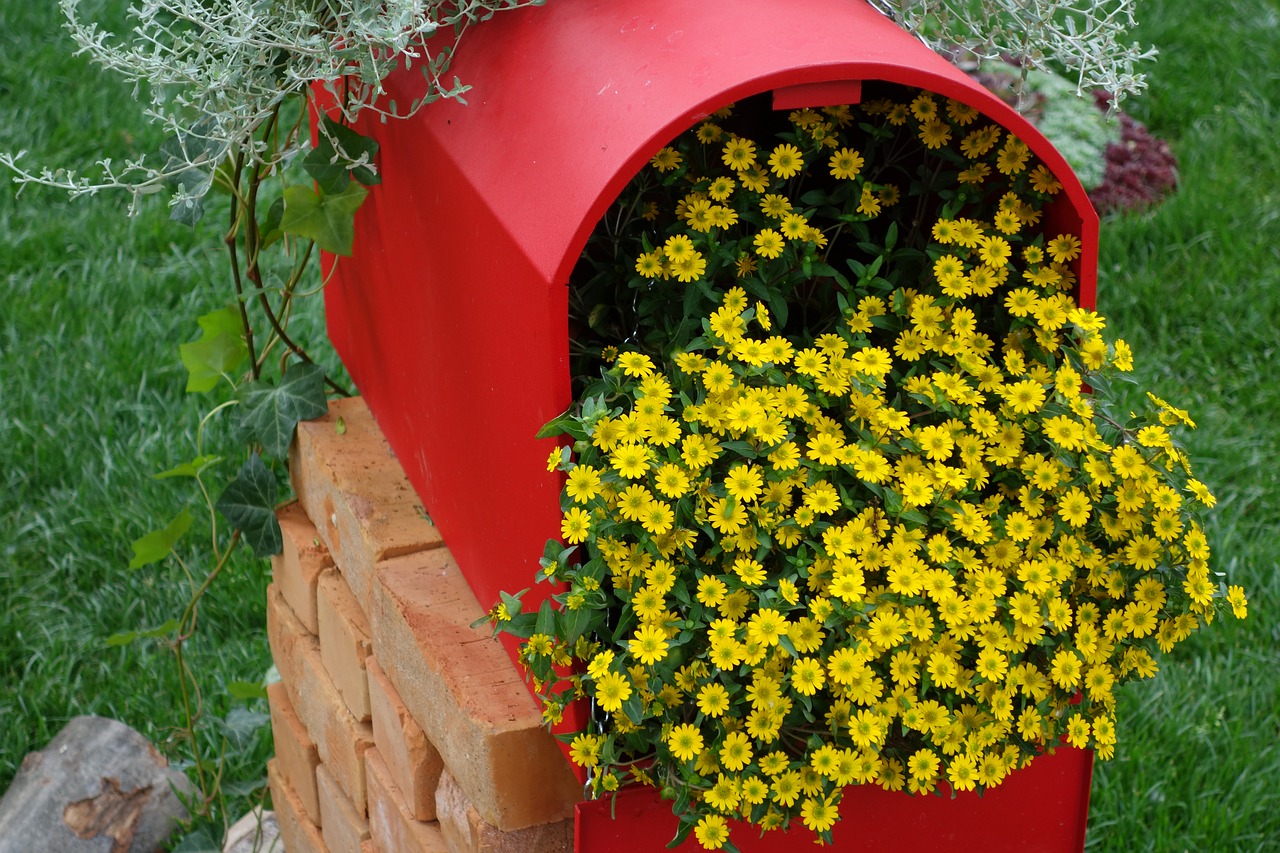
[179,306,248,393]
[621,692,644,725]
[304,115,381,193]
[718,440,757,459]
[129,509,194,569]
[281,182,368,255]
[171,828,221,853]
[901,509,929,526]
[106,618,180,647]
[227,680,269,701]
[222,776,268,797]
[239,361,329,459]
[500,613,537,638]
[563,605,590,644]
[258,196,285,250]
[536,410,585,441]
[666,815,695,849]
[139,619,180,639]
[215,707,270,751]
[154,455,221,479]
[500,589,528,618]
[535,600,556,637]
[216,453,282,557]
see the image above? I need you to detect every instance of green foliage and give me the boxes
[279,182,369,256]
[1,0,546,212]
[239,362,329,459]
[1081,2,1280,849]
[977,62,1121,190]
[129,510,196,569]
[876,0,1155,104]
[216,455,283,558]
[0,0,391,842]
[304,115,383,193]
[0,2,281,835]
[495,90,1246,847]
[179,307,251,393]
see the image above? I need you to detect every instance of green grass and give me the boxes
[0,0,277,839]
[2,0,1278,850]
[1084,1,1280,850]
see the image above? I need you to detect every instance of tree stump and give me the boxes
[0,716,192,853]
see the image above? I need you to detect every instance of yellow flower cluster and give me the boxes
[501,87,1246,850]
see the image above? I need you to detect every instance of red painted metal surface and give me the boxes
[575,746,1093,853]
[322,0,1100,793]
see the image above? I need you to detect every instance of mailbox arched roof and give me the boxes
[409,0,1097,300]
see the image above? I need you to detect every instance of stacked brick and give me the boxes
[266,397,580,853]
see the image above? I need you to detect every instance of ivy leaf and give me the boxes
[158,125,218,226]
[280,182,368,255]
[215,707,270,751]
[304,115,381,194]
[179,306,248,393]
[129,509,194,569]
[140,619,180,639]
[239,362,328,459]
[105,618,179,648]
[216,453,282,557]
[154,455,221,480]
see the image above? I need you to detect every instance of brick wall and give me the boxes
[267,397,579,853]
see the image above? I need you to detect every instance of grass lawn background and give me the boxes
[2,0,1277,848]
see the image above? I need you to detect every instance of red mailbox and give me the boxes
[323,0,1098,846]
[324,0,1096,657]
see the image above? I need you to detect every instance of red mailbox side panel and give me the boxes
[575,746,1093,852]
[323,122,571,684]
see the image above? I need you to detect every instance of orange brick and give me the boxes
[367,656,442,821]
[274,501,334,635]
[268,681,322,827]
[434,768,572,853]
[265,583,316,711]
[268,584,375,817]
[269,758,328,853]
[318,763,371,853]
[368,550,579,832]
[319,570,374,722]
[365,749,449,853]
[290,396,444,611]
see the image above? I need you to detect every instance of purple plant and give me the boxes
[1090,91,1179,215]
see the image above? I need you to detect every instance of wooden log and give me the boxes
[0,716,192,853]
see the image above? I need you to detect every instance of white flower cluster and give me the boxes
[2,0,1151,212]
[868,0,1155,104]
[1,0,540,211]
